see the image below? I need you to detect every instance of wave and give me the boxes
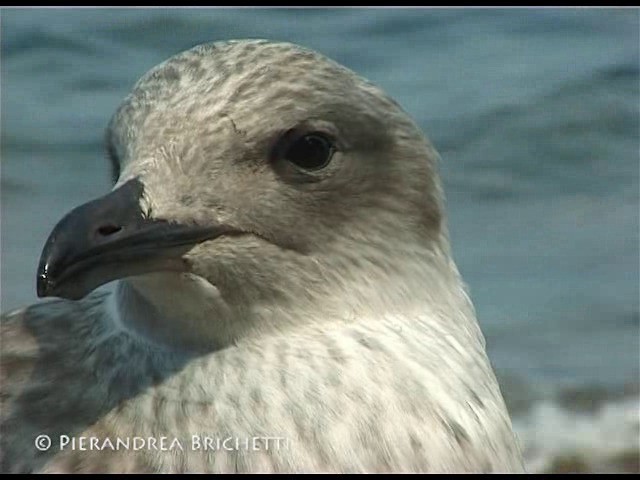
[514,393,639,473]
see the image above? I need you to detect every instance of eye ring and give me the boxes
[282,132,335,171]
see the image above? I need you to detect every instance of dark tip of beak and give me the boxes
[36,179,147,299]
[36,272,48,298]
[36,219,126,298]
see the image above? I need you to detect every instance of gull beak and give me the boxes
[37,178,234,300]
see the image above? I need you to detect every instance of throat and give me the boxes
[110,273,236,352]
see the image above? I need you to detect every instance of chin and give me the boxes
[125,272,222,312]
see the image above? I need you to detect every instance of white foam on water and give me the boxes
[514,395,640,473]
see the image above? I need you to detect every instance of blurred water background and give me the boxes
[1,8,638,473]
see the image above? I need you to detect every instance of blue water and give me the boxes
[1,9,639,451]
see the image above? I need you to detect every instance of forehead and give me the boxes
[107,41,400,162]
[135,40,358,108]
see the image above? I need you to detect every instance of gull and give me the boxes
[0,40,524,473]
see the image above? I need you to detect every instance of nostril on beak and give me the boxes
[96,224,123,237]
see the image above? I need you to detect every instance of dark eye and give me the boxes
[283,133,334,171]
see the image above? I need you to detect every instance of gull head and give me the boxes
[36,40,457,347]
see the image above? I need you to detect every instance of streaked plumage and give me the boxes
[0,40,524,473]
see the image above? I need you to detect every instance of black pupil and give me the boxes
[286,134,332,170]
